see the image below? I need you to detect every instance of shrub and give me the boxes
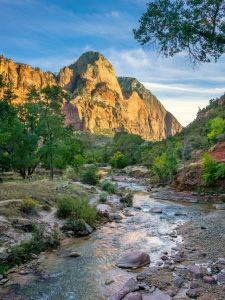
[120,191,134,206]
[109,152,128,168]
[2,224,60,270]
[216,163,225,179]
[99,191,108,203]
[57,197,98,227]
[57,198,76,218]
[61,217,86,234]
[101,180,117,193]
[42,203,51,211]
[81,165,101,185]
[20,198,37,213]
[201,153,218,185]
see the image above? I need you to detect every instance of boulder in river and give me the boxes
[108,287,130,300]
[123,278,139,292]
[149,207,162,213]
[117,250,150,268]
[68,252,81,257]
[123,292,142,300]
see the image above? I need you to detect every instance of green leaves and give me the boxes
[133,0,225,66]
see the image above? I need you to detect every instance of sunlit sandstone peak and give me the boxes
[0,52,182,140]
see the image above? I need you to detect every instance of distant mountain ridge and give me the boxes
[0,51,182,140]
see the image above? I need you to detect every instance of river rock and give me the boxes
[117,250,150,268]
[174,211,185,216]
[112,213,123,220]
[190,282,200,289]
[123,212,134,217]
[136,272,151,280]
[108,287,130,300]
[19,270,28,275]
[142,288,170,300]
[203,276,217,284]
[174,256,182,263]
[161,255,169,260]
[123,292,142,300]
[68,252,81,257]
[0,275,3,280]
[84,222,93,233]
[124,278,139,292]
[31,253,38,259]
[196,251,206,257]
[217,273,225,282]
[149,207,162,213]
[210,264,220,274]
[168,290,176,297]
[189,266,204,278]
[186,289,200,298]
[172,276,183,287]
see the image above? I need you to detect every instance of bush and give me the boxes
[99,191,108,203]
[42,203,51,211]
[57,198,75,218]
[201,153,218,185]
[2,224,60,270]
[81,165,101,185]
[216,163,225,179]
[20,198,37,213]
[120,191,134,206]
[101,180,117,193]
[57,197,98,227]
[61,217,86,234]
[109,152,128,168]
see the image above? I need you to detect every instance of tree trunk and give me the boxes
[19,168,26,179]
[50,133,53,179]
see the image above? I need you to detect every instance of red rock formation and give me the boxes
[210,142,225,163]
[0,52,182,141]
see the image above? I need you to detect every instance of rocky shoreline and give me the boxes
[1,175,225,299]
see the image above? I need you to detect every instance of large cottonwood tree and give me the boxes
[133,0,225,66]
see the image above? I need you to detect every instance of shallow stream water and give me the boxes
[15,183,213,300]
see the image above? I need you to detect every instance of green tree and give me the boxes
[133,0,225,66]
[37,85,73,179]
[201,153,218,185]
[207,117,225,141]
[153,152,177,183]
[0,77,40,178]
[109,151,128,168]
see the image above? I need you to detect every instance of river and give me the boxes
[14,182,212,300]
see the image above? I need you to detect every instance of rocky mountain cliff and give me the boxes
[0,52,182,140]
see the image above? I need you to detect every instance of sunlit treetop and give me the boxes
[133,0,225,67]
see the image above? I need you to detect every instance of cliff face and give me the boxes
[0,56,56,104]
[0,52,182,141]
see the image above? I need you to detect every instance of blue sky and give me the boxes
[1,0,225,126]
